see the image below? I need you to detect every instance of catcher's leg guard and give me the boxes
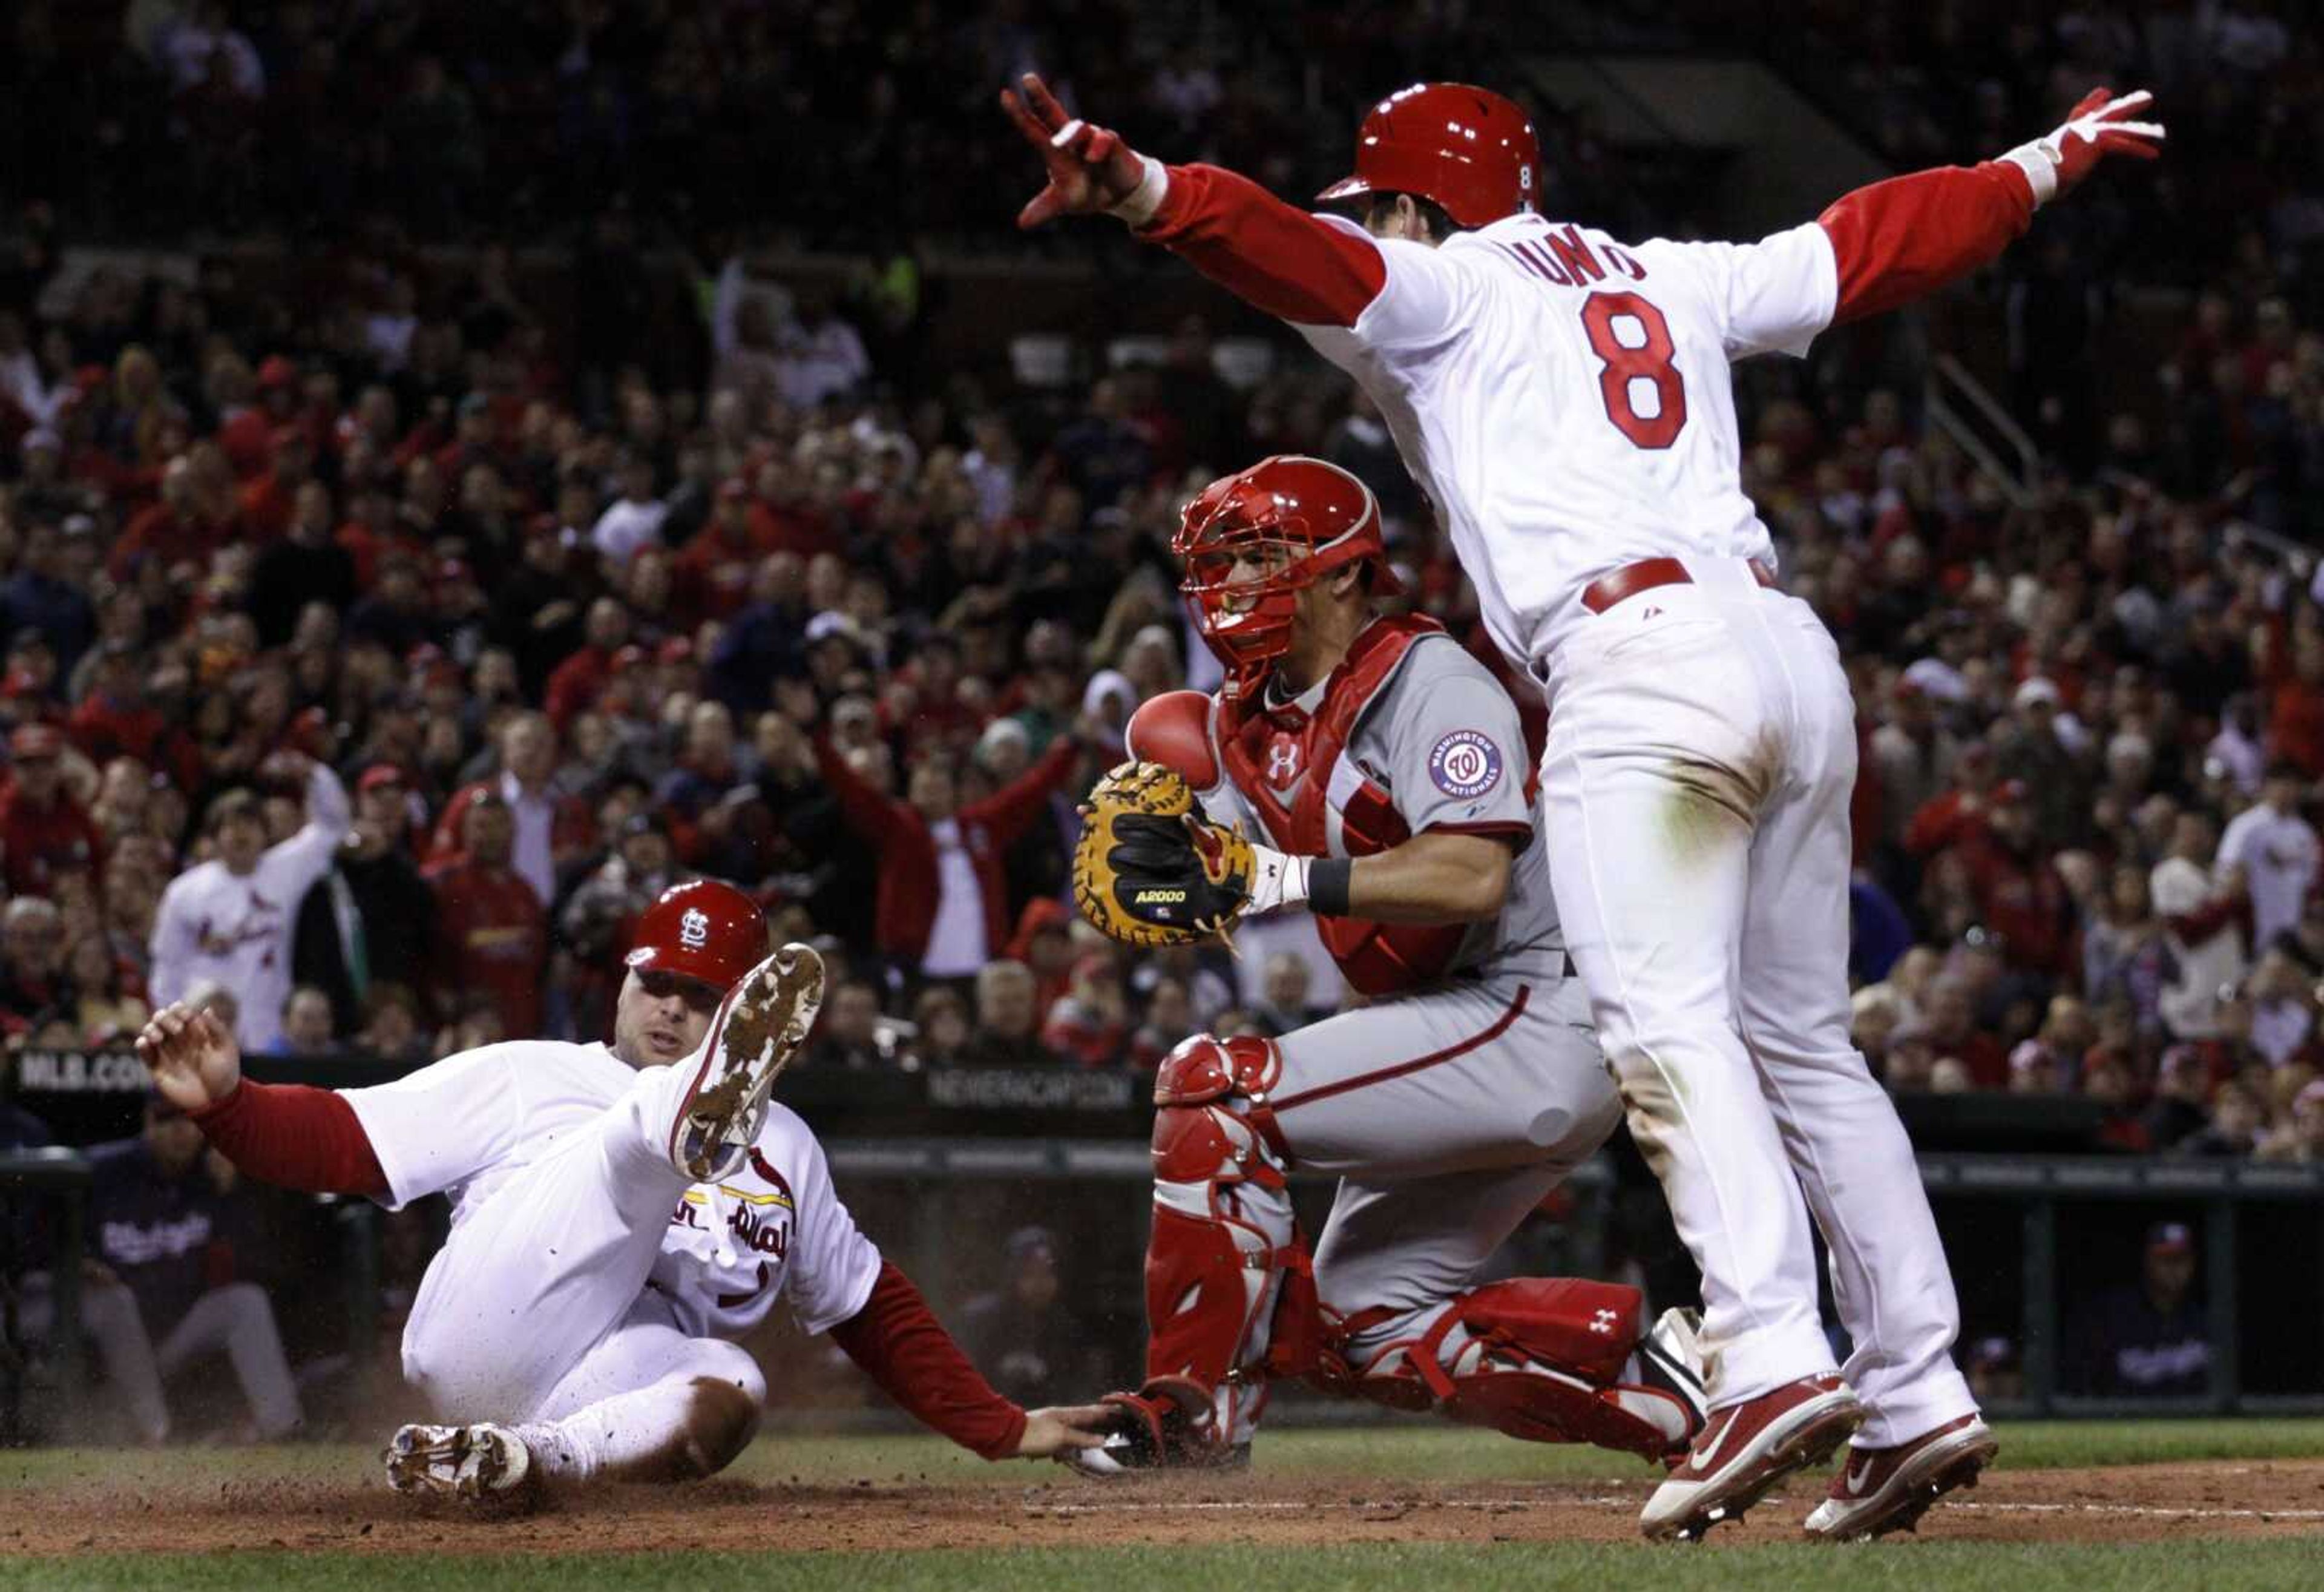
[1325,1279,1702,1464]
[1142,1034,1321,1450]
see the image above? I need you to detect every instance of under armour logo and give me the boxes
[679,907,711,949]
[1265,736,1302,788]
[1641,605,1663,620]
[1589,1308,1620,1335]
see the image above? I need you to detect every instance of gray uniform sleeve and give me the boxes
[1364,640,1533,839]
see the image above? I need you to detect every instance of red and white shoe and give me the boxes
[666,944,824,1182]
[1802,1413,1998,1539]
[1639,1373,1864,1541]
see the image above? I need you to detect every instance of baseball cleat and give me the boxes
[668,944,823,1182]
[1639,1372,1864,1541]
[1802,1413,1999,1540]
[385,1422,535,1502]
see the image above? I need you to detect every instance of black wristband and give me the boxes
[1308,857,1354,917]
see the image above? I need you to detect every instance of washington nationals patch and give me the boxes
[1428,729,1503,799]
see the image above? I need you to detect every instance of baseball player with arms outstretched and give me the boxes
[1008,76,2164,1538]
[136,879,1108,1500]
[1066,455,1709,1478]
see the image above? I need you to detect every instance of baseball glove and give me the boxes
[1072,760,1255,948]
[1059,1376,1236,1478]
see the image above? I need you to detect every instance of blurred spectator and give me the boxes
[430,712,592,908]
[959,960,1059,1067]
[959,1226,1104,1409]
[907,985,972,1069]
[2068,1222,2211,1398]
[2152,814,2246,1042]
[291,765,435,1038]
[1128,975,1198,1070]
[0,724,102,898]
[148,758,349,1054]
[67,930,148,1045]
[2142,1047,2217,1152]
[0,898,69,1029]
[2257,1077,2324,1163]
[2175,1077,2268,1159]
[79,1094,303,1442]
[1252,952,1329,1039]
[813,724,1085,985]
[810,979,888,1070]
[276,984,336,1056]
[2216,765,2318,954]
[1041,953,1130,1068]
[424,792,548,1038]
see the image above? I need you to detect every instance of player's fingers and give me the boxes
[999,88,1053,151]
[2066,86,2113,121]
[2098,130,2164,157]
[1018,185,1063,229]
[2098,89,2153,119]
[1019,73,1071,132]
[1082,127,1119,163]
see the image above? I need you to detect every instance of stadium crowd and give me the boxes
[1,1,2323,1184]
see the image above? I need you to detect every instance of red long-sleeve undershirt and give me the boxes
[1135,157,2038,334]
[190,1081,1024,1457]
[191,1079,389,1197]
[829,1260,1028,1459]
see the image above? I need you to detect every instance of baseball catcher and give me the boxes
[136,880,1108,1500]
[1069,455,1705,1475]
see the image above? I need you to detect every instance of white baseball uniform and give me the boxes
[341,1039,879,1468]
[1129,159,2014,1443]
[149,762,350,1054]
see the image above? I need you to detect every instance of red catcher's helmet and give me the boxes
[1316,83,1539,229]
[1173,455,1402,703]
[623,879,767,992]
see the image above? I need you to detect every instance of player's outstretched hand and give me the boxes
[1013,1403,1117,1460]
[999,73,1149,228]
[134,1002,243,1112]
[2003,87,2164,205]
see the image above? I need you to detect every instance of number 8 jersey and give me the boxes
[1123,155,2045,683]
[1295,208,1831,674]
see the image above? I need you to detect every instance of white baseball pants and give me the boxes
[1537,556,1974,1445]
[398,1061,759,1475]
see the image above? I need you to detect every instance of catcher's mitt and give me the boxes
[1059,1376,1241,1478]
[1072,760,1255,947]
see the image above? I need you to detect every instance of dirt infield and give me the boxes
[5,1459,2322,1556]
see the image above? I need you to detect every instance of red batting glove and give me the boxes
[1998,88,2165,207]
[999,73,1160,228]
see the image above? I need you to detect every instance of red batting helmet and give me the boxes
[623,879,767,991]
[1316,83,1539,229]
[1173,455,1401,703]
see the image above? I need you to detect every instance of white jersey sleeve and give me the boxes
[1299,215,1482,367]
[340,1043,531,1211]
[1629,222,1839,361]
[775,1109,882,1335]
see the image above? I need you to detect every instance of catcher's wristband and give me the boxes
[1308,858,1353,918]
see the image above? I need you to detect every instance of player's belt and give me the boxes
[1580,556,1776,614]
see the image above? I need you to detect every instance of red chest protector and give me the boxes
[1216,616,1465,997]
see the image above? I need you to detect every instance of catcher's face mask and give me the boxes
[1173,455,1400,702]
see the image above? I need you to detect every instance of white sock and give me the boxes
[511,1372,755,1484]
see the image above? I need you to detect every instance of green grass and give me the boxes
[1,1542,2322,1592]
[6,1423,2324,1590]
[15,1415,2317,1491]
